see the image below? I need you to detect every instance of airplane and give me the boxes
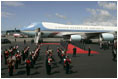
[20,22,117,43]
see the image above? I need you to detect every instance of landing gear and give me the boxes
[38,39,43,43]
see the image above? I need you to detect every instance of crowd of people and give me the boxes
[112,41,117,61]
[100,41,117,61]
[2,42,73,76]
[57,47,72,74]
[45,46,72,74]
[2,39,117,76]
[3,44,41,76]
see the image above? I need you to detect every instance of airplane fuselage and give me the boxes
[21,22,117,38]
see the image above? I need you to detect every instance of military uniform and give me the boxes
[22,50,25,61]
[25,47,30,58]
[29,53,34,68]
[57,48,60,56]
[60,51,65,64]
[7,56,15,76]
[64,56,71,74]
[73,48,76,56]
[88,47,91,56]
[17,52,21,64]
[15,53,19,69]
[35,47,40,60]
[49,51,57,67]
[15,39,16,42]
[24,40,26,44]
[32,53,35,66]
[9,48,13,56]
[13,46,17,55]
[4,50,9,65]
[46,56,52,75]
[25,58,31,75]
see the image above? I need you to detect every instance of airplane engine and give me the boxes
[99,33,114,41]
[70,35,82,41]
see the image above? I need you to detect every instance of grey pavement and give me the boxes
[1,37,117,78]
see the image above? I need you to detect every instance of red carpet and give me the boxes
[66,44,99,54]
[40,43,98,54]
[41,43,60,45]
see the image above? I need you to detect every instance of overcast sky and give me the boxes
[1,1,117,31]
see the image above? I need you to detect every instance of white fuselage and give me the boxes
[21,22,117,38]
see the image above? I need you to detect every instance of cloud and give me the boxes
[83,8,116,26]
[98,1,117,10]
[87,8,96,16]
[2,1,24,7]
[45,13,67,20]
[55,13,67,19]
[1,12,14,17]
[87,8,111,17]
[84,17,116,26]
[84,2,117,26]
[96,9,111,16]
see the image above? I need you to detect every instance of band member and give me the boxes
[46,56,52,75]
[7,56,15,76]
[64,56,71,74]
[88,46,91,56]
[25,58,31,75]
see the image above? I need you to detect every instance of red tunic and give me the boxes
[26,59,31,64]
[64,58,71,64]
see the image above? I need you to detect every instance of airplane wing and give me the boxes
[58,32,102,39]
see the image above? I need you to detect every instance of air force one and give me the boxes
[21,22,117,43]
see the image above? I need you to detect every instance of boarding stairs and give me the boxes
[35,32,41,44]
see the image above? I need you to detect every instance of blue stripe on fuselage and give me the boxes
[21,22,113,33]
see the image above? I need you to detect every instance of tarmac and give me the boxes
[1,37,117,78]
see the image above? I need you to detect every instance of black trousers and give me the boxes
[9,66,14,76]
[73,52,76,56]
[23,55,25,61]
[88,51,91,56]
[66,64,70,74]
[31,61,34,68]
[19,59,21,64]
[26,67,30,75]
[4,57,7,65]
[15,60,18,69]
[47,65,51,75]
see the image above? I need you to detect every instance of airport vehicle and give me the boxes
[1,31,6,37]
[13,33,29,38]
[20,22,117,43]
[1,38,11,44]
[1,34,6,37]
[13,33,22,38]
